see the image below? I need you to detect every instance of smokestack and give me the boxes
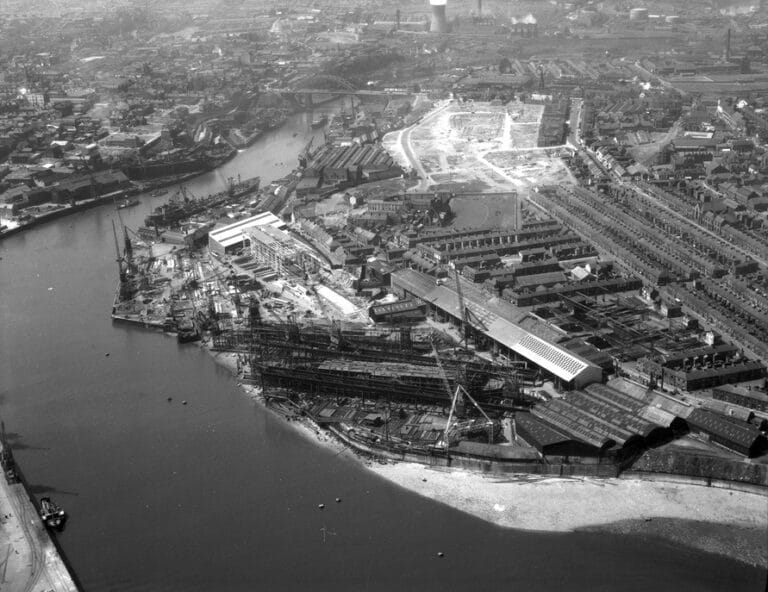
[725,28,731,61]
[396,9,401,30]
[430,0,448,34]
[477,0,482,16]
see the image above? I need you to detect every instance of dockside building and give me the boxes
[390,269,602,389]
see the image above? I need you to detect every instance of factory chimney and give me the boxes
[430,0,448,34]
[477,0,482,16]
[396,9,401,30]
[725,28,731,61]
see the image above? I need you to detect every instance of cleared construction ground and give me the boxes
[383,99,574,194]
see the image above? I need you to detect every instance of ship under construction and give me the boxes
[212,317,536,411]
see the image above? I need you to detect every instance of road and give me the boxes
[567,97,583,147]
[398,100,453,190]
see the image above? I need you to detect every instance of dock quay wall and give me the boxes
[326,421,768,488]
[628,449,768,487]
[325,425,619,477]
[0,442,80,591]
[619,471,768,495]
[111,313,167,330]
[0,190,132,242]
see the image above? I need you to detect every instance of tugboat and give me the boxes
[40,497,66,530]
[310,114,328,128]
[150,188,168,198]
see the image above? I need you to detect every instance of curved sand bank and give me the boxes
[368,462,768,568]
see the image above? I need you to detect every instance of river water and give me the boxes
[0,102,764,591]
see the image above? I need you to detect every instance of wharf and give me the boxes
[0,189,133,242]
[0,442,79,592]
[111,312,167,330]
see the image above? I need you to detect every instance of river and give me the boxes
[0,101,764,591]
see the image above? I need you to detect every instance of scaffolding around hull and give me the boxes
[256,361,510,406]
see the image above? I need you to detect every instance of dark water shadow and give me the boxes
[27,484,80,496]
[3,431,49,451]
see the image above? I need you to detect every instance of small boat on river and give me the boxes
[117,198,140,209]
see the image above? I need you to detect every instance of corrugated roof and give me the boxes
[515,271,568,288]
[639,405,678,427]
[687,408,763,450]
[515,413,576,447]
[392,269,599,384]
[530,385,669,449]
[209,212,284,245]
[532,404,614,448]
[513,334,588,382]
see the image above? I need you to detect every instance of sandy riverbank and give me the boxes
[367,462,768,568]
[208,348,768,568]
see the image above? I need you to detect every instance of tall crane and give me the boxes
[431,341,494,448]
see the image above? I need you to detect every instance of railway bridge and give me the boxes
[267,74,411,106]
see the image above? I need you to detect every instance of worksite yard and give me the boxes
[384,99,575,193]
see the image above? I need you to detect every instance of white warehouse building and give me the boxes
[208,212,286,257]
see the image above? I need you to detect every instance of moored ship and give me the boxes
[40,497,66,530]
[143,176,260,229]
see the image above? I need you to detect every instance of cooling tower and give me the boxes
[430,0,448,33]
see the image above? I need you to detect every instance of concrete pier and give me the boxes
[0,443,78,592]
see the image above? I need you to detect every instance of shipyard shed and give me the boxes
[515,413,600,457]
[369,299,427,323]
[208,212,285,256]
[685,408,768,457]
[712,384,768,412]
[528,383,683,460]
[390,269,603,389]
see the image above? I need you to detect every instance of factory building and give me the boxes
[369,299,427,324]
[685,408,767,457]
[207,211,285,257]
[712,384,768,413]
[515,413,603,458]
[303,144,401,188]
[390,269,603,389]
[638,344,766,392]
[519,381,691,461]
[243,225,297,277]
